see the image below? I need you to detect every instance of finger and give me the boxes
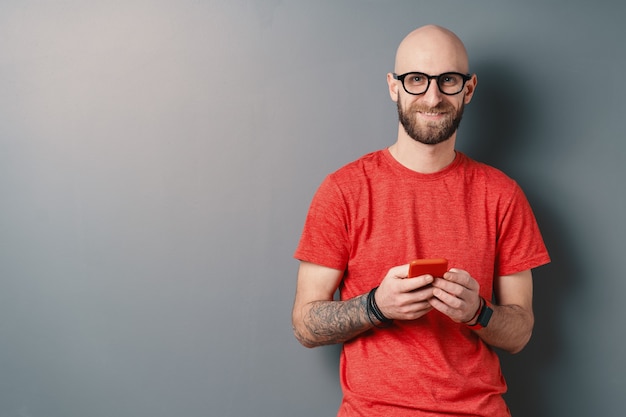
[432,287,464,309]
[443,269,479,291]
[431,278,466,298]
[429,293,466,322]
[394,263,412,278]
[400,301,434,320]
[402,274,434,292]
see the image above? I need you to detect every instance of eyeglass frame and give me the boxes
[392,71,472,96]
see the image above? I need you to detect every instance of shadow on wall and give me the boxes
[464,60,583,417]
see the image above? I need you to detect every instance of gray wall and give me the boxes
[1,1,624,416]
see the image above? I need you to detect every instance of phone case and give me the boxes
[408,258,448,278]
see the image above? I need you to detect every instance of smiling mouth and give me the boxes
[418,111,447,118]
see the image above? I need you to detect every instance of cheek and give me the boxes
[399,96,419,111]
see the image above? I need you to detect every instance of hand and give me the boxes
[374,264,436,321]
[429,268,481,323]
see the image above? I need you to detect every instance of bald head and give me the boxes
[394,25,470,75]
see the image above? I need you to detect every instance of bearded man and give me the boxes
[292,25,550,417]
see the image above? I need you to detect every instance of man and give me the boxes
[292,25,550,416]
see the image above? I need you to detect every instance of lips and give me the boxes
[413,103,454,120]
[417,110,448,120]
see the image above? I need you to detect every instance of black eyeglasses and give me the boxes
[393,72,471,96]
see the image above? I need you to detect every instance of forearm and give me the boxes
[293,294,374,348]
[474,303,534,354]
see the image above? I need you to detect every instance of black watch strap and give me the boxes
[469,298,493,329]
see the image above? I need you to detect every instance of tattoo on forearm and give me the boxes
[299,294,372,346]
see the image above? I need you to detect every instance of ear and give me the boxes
[463,74,478,104]
[387,73,399,102]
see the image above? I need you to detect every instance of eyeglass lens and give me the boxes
[402,73,467,95]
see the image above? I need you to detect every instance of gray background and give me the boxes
[1,1,624,416]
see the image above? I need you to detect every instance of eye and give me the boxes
[406,73,426,85]
[440,73,461,85]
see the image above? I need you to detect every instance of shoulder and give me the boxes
[325,149,388,185]
[458,153,519,189]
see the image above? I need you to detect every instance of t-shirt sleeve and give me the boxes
[294,174,350,271]
[496,183,551,276]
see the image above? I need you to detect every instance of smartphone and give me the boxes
[408,258,448,278]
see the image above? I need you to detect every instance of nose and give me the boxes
[421,79,444,107]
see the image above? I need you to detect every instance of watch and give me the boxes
[468,298,493,329]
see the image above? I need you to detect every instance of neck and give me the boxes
[389,132,457,174]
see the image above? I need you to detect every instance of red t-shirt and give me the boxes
[294,150,550,417]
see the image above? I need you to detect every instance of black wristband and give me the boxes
[367,287,393,328]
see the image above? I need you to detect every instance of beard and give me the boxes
[397,98,465,145]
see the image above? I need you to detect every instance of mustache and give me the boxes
[411,103,455,113]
